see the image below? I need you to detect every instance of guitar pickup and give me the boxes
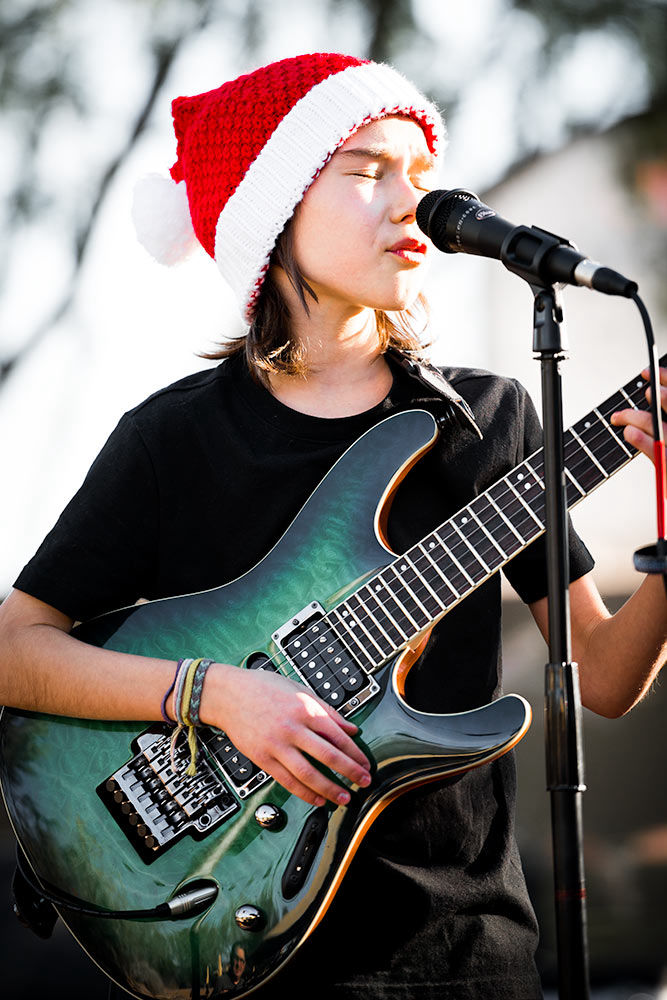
[273,603,378,714]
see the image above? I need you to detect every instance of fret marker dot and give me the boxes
[319,636,326,643]
[350,677,357,685]
[525,483,532,489]
[312,626,319,633]
[323,682,331,690]
[327,646,334,654]
[517,473,524,480]
[308,661,315,668]
[375,584,382,592]
[294,641,301,648]
[316,671,323,679]
[461,516,468,524]
[429,542,436,549]
[585,421,591,429]
[301,651,308,658]
[335,656,341,664]
[342,610,348,617]
[331,693,338,700]
[401,563,407,571]
[636,381,642,388]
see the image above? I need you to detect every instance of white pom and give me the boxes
[132,174,198,266]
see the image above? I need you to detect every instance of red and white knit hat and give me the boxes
[133,52,445,321]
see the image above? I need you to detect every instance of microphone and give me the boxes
[416,188,637,298]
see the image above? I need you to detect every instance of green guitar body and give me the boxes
[0,409,530,999]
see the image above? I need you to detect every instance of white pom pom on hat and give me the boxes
[131,173,198,266]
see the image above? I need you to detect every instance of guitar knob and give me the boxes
[254,804,285,830]
[234,904,265,931]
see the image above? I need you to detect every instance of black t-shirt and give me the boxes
[15,352,594,999]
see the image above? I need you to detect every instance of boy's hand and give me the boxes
[611,366,667,462]
[200,663,372,808]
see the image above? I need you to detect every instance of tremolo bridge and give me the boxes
[99,601,378,860]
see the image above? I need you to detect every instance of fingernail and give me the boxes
[337,791,350,805]
[359,773,371,787]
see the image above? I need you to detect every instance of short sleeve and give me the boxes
[14,414,159,621]
[501,381,595,604]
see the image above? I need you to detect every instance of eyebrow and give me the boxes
[337,146,436,170]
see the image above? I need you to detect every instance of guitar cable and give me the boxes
[13,846,217,927]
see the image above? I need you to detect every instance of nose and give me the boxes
[389,172,420,224]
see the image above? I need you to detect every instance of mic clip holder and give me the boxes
[633,540,667,577]
[502,226,576,291]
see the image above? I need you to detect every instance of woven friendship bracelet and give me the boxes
[188,658,214,727]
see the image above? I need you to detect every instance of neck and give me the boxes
[267,277,393,418]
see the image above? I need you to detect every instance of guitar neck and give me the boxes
[326,360,664,670]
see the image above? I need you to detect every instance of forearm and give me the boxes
[1,614,176,722]
[578,574,667,718]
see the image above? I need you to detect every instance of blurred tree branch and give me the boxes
[2,0,666,391]
[0,0,218,386]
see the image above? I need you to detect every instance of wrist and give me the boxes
[198,661,235,729]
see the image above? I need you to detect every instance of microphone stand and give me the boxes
[532,284,590,1000]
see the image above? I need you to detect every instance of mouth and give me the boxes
[387,238,428,264]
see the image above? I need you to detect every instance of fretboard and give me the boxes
[325,359,664,670]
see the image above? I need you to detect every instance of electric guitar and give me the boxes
[0,358,662,999]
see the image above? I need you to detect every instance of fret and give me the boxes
[452,511,504,571]
[594,407,633,458]
[473,494,524,554]
[437,522,487,583]
[451,521,490,572]
[359,583,411,641]
[563,431,606,493]
[468,507,507,563]
[390,558,440,618]
[421,534,469,595]
[602,389,642,454]
[487,481,541,543]
[349,590,407,648]
[433,528,478,588]
[338,593,391,660]
[507,464,546,523]
[372,577,415,636]
[355,590,397,653]
[565,468,586,504]
[396,553,446,617]
[333,604,378,668]
[524,458,545,489]
[619,385,639,408]
[404,545,447,617]
[379,566,431,630]
[572,410,630,474]
[418,539,462,600]
[506,479,543,529]
[354,589,405,648]
[570,427,609,479]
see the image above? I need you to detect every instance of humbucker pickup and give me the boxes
[272,602,379,712]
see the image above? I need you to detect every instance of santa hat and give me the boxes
[133,52,445,321]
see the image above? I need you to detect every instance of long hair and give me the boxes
[201,218,430,383]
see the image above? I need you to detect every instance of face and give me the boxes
[289,116,436,315]
[231,946,246,981]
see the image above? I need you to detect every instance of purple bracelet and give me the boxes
[160,659,183,725]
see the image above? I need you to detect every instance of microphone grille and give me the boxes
[416,189,478,245]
